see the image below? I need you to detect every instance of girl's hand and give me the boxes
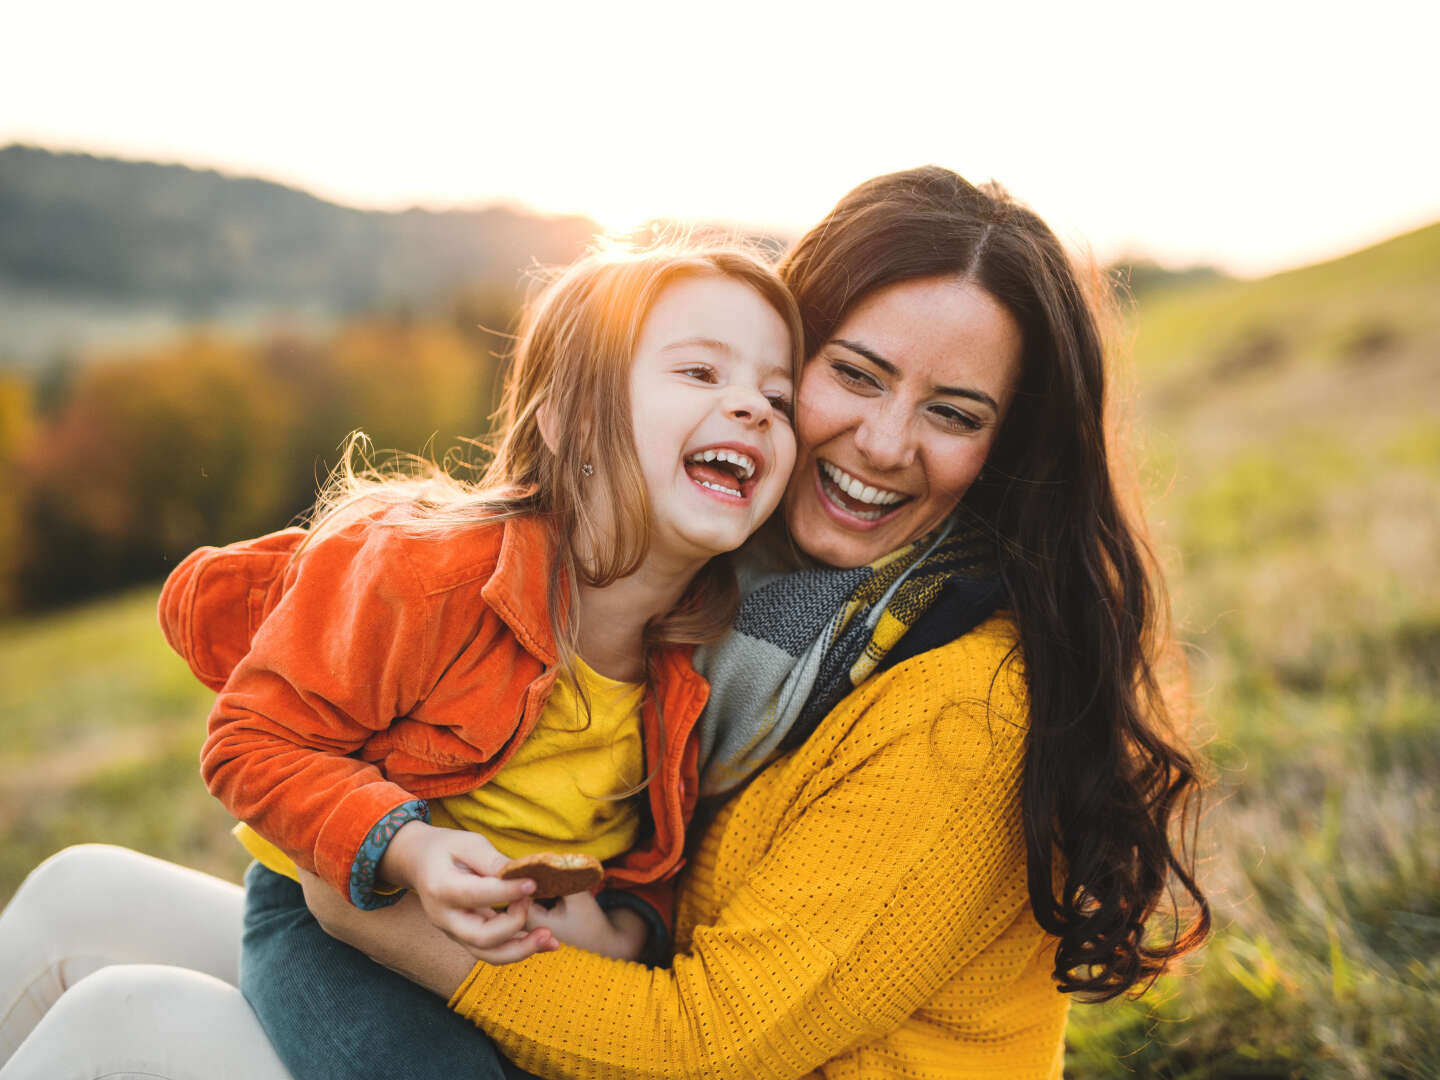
[524,890,649,961]
[376,821,558,963]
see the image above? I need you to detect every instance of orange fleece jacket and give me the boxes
[158,512,708,920]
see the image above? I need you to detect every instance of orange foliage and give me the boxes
[10,315,506,610]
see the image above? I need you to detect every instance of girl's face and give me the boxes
[628,274,797,567]
[783,275,1023,569]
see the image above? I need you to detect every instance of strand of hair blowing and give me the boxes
[779,166,1209,999]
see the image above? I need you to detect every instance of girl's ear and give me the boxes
[536,401,561,454]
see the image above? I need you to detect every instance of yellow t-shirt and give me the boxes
[237,656,646,881]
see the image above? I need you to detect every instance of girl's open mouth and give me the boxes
[815,459,911,525]
[684,447,761,502]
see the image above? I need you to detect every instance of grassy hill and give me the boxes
[1065,223,1440,1075]
[1,223,1436,1075]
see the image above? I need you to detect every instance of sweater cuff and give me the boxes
[597,888,672,969]
[348,799,429,909]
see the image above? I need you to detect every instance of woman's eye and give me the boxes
[930,405,983,432]
[831,361,880,391]
[679,365,717,383]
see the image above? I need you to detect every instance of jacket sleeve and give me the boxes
[200,522,439,908]
[449,649,1035,1080]
[157,528,307,691]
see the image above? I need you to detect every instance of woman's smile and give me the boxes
[814,459,911,523]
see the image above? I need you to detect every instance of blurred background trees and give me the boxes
[8,317,504,610]
[0,146,577,614]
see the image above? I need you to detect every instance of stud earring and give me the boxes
[581,463,594,477]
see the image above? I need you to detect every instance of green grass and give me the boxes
[1127,222,1440,382]
[0,587,250,894]
[1061,225,1440,1077]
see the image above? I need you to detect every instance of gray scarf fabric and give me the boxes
[693,518,1002,797]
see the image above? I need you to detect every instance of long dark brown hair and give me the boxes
[779,166,1209,999]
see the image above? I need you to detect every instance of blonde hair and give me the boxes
[306,239,803,769]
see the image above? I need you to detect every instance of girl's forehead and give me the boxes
[636,275,791,359]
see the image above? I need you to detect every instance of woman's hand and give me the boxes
[376,820,558,962]
[524,891,649,961]
[296,866,481,997]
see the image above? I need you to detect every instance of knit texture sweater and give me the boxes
[450,613,1068,1078]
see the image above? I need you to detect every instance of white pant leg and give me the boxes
[0,964,293,1080]
[0,845,244,1060]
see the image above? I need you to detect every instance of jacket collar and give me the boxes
[481,514,564,666]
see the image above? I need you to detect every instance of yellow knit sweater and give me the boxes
[450,613,1069,1078]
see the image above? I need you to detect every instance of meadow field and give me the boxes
[2,226,1437,1077]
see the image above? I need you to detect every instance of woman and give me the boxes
[0,166,1208,1079]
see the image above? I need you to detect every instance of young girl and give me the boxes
[157,241,802,982]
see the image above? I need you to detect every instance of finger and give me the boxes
[445,831,511,876]
[524,899,562,931]
[435,873,535,912]
[471,928,559,966]
[444,897,532,952]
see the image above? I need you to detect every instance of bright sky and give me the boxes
[5,0,1437,276]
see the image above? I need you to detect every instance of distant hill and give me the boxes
[0,145,600,364]
[1130,219,1440,381]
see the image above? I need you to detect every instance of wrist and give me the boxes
[377,819,434,892]
[606,906,649,961]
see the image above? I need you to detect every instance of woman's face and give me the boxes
[783,275,1023,568]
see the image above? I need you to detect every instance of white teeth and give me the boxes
[688,448,756,481]
[819,462,907,506]
[696,479,741,497]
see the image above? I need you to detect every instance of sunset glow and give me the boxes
[5,0,1437,275]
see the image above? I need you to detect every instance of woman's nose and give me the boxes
[852,405,914,470]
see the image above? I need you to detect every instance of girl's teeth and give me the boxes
[692,449,755,481]
[697,479,741,497]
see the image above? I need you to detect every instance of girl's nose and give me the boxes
[724,386,772,428]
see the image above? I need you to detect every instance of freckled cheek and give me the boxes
[773,425,799,479]
[793,385,852,460]
[929,439,994,499]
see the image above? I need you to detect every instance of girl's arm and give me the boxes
[311,639,1036,1080]
[199,522,440,908]
[200,522,523,914]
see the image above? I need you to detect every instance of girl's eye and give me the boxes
[831,360,881,391]
[765,391,794,418]
[930,404,983,433]
[679,364,717,383]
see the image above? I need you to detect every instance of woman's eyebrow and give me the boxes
[832,338,999,411]
[832,337,894,372]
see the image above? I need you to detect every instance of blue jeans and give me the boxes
[240,863,538,1080]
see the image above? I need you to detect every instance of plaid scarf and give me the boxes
[694,517,1004,797]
